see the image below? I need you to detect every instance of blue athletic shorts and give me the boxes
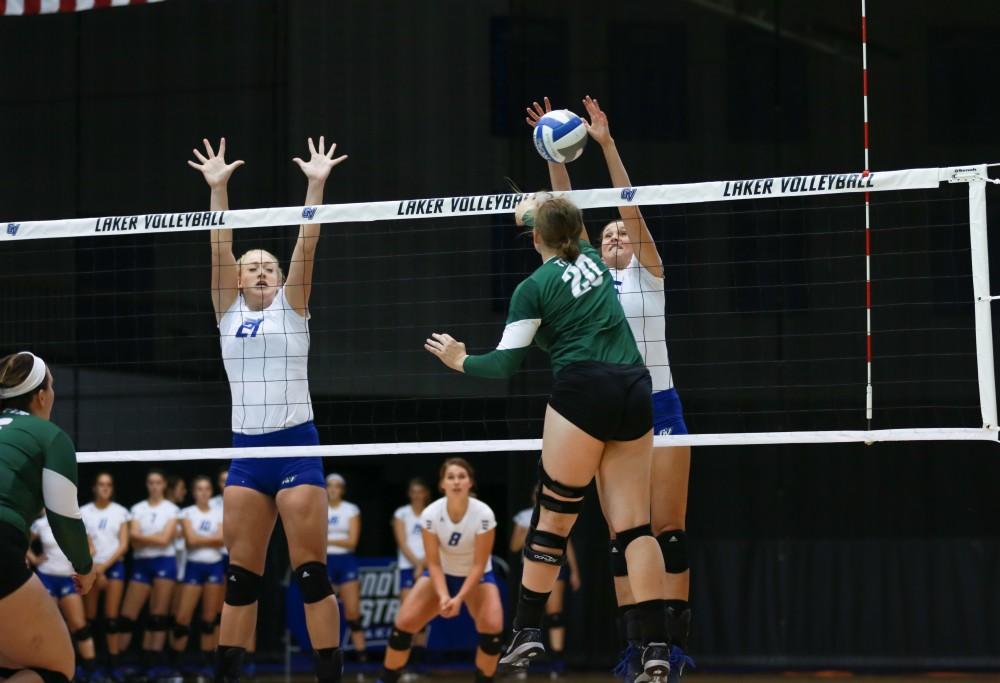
[37,572,76,598]
[421,570,498,596]
[652,388,688,436]
[557,565,570,582]
[183,560,225,586]
[229,421,325,496]
[130,556,178,584]
[327,554,359,585]
[398,567,416,591]
[105,560,126,581]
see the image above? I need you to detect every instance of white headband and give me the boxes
[326,473,345,485]
[0,352,47,399]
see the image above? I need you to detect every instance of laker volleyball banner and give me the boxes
[0,0,165,16]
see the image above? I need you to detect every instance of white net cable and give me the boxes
[1,163,995,462]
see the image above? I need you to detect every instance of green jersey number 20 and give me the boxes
[561,254,604,298]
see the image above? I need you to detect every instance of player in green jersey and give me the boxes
[425,197,672,681]
[0,351,96,683]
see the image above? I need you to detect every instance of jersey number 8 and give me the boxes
[447,532,462,546]
[562,254,604,298]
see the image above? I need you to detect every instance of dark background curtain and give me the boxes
[2,0,1000,670]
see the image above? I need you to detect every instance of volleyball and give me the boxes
[532,109,588,164]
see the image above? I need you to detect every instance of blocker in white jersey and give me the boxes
[421,496,496,577]
[609,254,673,392]
[219,287,313,435]
[81,501,130,566]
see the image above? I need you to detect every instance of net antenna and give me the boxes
[861,0,873,427]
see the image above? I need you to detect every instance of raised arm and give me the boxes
[285,136,348,317]
[188,138,244,321]
[582,96,663,278]
[526,97,572,192]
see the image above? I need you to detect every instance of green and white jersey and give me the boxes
[0,409,91,574]
[464,239,642,378]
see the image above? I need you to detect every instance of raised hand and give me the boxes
[188,138,244,189]
[582,95,612,146]
[525,96,554,128]
[425,333,468,372]
[292,136,348,185]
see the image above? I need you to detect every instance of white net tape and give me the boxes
[4,163,996,461]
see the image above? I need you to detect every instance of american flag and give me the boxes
[1,0,165,15]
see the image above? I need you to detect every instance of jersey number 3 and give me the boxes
[562,254,604,298]
[447,532,462,546]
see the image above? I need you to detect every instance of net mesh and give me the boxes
[0,169,991,458]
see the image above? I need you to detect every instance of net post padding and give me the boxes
[76,428,999,463]
[967,175,999,428]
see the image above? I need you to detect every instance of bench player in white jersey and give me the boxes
[118,469,179,677]
[168,476,225,674]
[324,474,366,662]
[81,472,131,675]
[527,96,693,682]
[189,136,347,683]
[510,492,581,678]
[392,479,431,599]
[29,512,100,681]
[391,479,432,665]
[377,459,503,683]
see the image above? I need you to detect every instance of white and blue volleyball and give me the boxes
[533,109,588,164]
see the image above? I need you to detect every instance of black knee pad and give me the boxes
[215,645,246,681]
[224,564,263,607]
[29,669,70,683]
[73,625,93,641]
[657,529,689,573]
[148,614,171,632]
[117,616,135,634]
[545,612,565,628]
[172,622,190,639]
[346,619,361,631]
[610,539,628,577]
[313,647,343,683]
[293,562,334,604]
[523,463,588,567]
[197,618,215,634]
[616,524,653,553]
[214,613,222,626]
[105,617,120,634]
[477,632,503,655]
[388,627,413,651]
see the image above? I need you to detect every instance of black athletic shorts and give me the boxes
[0,521,33,600]
[548,361,653,442]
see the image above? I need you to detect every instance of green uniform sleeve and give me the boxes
[463,279,542,379]
[42,430,92,574]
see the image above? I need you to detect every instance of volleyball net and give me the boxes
[1,163,996,462]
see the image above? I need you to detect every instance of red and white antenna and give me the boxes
[862,0,873,426]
